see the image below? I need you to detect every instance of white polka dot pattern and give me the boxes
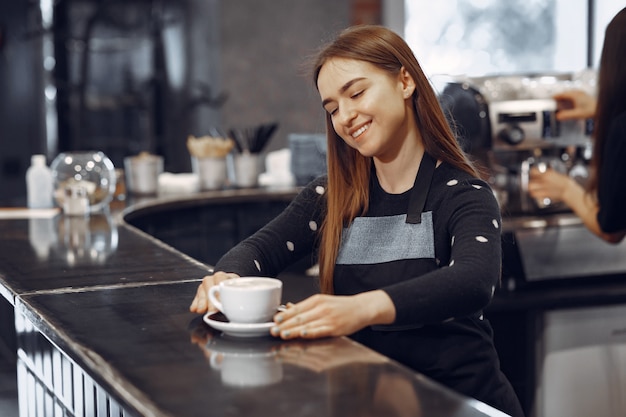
[286,241,295,251]
[315,185,325,195]
[475,236,488,243]
[451,235,455,246]
[472,184,482,190]
[254,260,261,271]
[309,221,318,231]
[492,219,499,228]
[449,259,455,267]
[446,179,458,186]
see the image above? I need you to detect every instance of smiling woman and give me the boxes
[190,25,524,417]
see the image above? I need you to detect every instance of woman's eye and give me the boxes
[328,108,338,116]
[351,90,364,99]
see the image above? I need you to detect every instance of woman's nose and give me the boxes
[338,105,357,126]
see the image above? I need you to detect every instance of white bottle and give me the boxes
[26,154,54,209]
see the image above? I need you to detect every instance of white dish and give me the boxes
[203,312,275,338]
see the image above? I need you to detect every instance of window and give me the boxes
[401,0,620,77]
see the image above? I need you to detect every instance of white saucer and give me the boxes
[203,312,274,338]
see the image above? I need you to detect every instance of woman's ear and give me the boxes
[399,67,416,99]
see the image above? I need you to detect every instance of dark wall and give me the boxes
[0,1,352,206]
[0,2,46,205]
[218,0,351,153]
[51,0,221,174]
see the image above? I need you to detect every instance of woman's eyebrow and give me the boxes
[321,77,366,108]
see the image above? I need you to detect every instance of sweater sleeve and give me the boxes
[383,177,502,326]
[213,176,327,277]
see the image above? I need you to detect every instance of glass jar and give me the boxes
[50,151,117,213]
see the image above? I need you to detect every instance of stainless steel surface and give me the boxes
[489,99,559,150]
[501,212,626,285]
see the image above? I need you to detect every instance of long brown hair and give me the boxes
[312,25,478,294]
[589,7,626,194]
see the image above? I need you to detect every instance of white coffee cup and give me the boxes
[208,277,282,323]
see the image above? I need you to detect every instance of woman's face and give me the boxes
[317,57,416,160]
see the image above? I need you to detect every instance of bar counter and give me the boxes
[0,189,511,417]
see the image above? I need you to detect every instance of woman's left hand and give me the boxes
[270,290,395,339]
[528,166,571,204]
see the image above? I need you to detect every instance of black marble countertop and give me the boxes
[0,190,512,417]
[15,282,500,417]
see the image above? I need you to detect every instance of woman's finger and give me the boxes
[189,272,239,313]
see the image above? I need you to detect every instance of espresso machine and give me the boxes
[439,72,595,216]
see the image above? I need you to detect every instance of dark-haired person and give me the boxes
[529,7,626,243]
[191,25,523,416]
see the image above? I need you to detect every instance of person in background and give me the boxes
[529,7,626,243]
[190,25,523,416]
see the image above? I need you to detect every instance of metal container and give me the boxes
[124,152,164,195]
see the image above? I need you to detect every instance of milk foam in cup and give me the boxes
[208,277,282,323]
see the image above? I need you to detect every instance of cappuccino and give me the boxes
[208,277,282,324]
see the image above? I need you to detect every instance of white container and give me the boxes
[26,154,54,209]
[192,156,227,190]
[124,152,164,195]
[233,151,260,188]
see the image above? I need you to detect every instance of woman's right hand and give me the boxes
[553,90,596,121]
[189,271,240,314]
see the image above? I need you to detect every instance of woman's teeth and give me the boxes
[352,124,369,138]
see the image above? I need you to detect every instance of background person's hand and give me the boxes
[189,271,239,314]
[553,90,596,121]
[528,167,572,204]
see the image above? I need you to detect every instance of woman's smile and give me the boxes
[351,122,370,140]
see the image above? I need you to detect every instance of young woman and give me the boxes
[190,25,523,416]
[529,7,626,243]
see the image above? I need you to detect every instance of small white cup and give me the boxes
[192,156,228,190]
[208,277,282,323]
[233,152,260,188]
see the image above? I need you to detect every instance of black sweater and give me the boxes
[214,162,523,416]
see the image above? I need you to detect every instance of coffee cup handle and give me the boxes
[208,285,223,313]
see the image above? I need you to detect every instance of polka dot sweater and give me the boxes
[214,161,503,327]
[214,162,524,416]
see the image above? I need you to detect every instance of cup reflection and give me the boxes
[195,330,283,388]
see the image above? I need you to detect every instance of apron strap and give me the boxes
[406,152,436,224]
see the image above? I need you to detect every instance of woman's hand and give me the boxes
[270,290,395,340]
[189,271,240,314]
[528,166,573,204]
[553,90,596,121]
